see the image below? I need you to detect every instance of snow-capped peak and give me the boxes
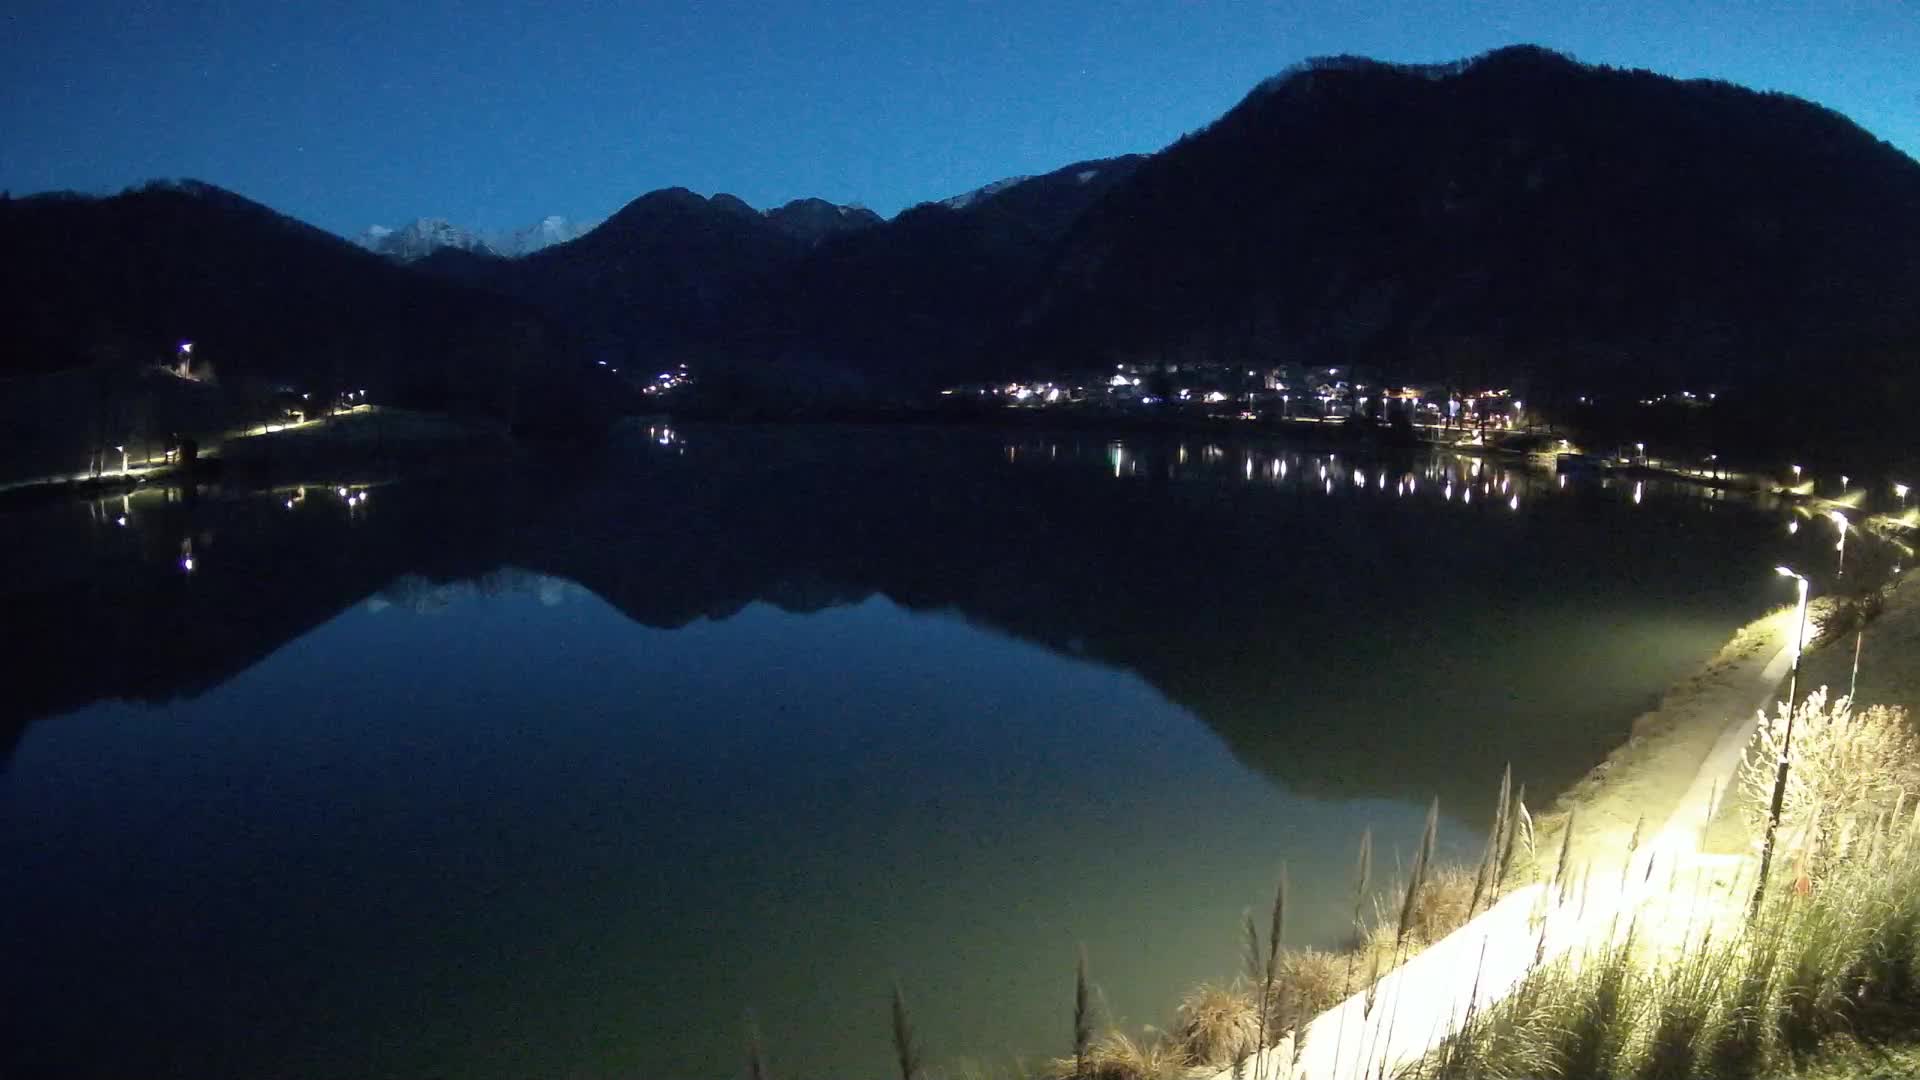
[487,215,599,256]
[355,218,491,260]
[940,175,1029,211]
[355,215,600,260]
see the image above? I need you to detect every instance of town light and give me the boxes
[1754,565,1812,918]
[1897,483,1910,506]
[1831,511,1850,576]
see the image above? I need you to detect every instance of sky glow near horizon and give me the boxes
[2,1,1915,237]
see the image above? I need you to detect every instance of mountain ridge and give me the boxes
[7,44,1920,463]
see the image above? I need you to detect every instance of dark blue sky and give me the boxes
[4,2,1916,238]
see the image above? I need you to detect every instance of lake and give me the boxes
[1,422,1814,1078]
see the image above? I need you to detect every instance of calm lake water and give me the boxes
[1,423,1818,1078]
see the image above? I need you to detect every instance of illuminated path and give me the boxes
[1212,623,1795,1080]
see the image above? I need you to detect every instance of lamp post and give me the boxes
[1752,565,1812,919]
[1831,511,1849,577]
[1850,621,1864,701]
[1897,483,1910,509]
[115,444,127,475]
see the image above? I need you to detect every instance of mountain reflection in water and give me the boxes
[5,422,1795,811]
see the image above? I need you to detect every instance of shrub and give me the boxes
[1741,688,1920,871]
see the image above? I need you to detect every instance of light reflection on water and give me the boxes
[992,434,1755,515]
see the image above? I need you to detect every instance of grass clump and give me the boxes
[1171,983,1259,1069]
[1399,864,1480,948]
[1041,1028,1191,1080]
[1274,948,1349,1020]
[1081,1031,1188,1080]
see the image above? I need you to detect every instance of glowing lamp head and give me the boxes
[1897,483,1910,499]
[1775,566,1800,579]
[1829,511,1849,531]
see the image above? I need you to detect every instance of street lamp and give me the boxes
[115,444,127,474]
[1791,464,1802,484]
[1752,565,1812,918]
[1897,482,1910,508]
[1831,510,1850,577]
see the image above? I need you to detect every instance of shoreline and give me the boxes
[1529,603,1794,879]
[0,407,516,509]
[1542,567,1918,874]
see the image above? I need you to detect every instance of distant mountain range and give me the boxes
[354,196,883,263]
[6,44,1920,464]
[355,216,599,260]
